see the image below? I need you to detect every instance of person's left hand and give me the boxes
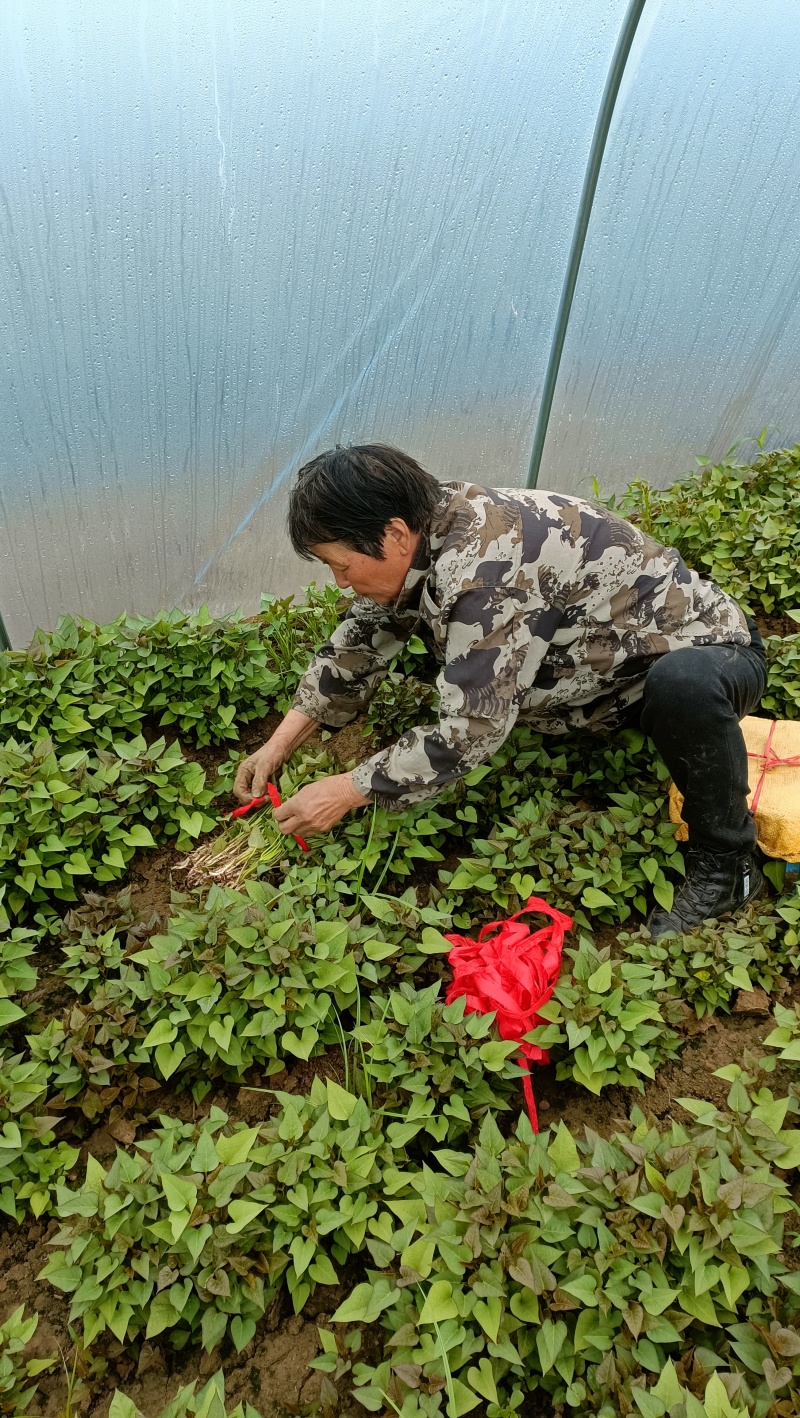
[272,773,369,837]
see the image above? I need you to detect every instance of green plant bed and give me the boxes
[527,937,685,1093]
[350,983,521,1139]
[0,1049,79,1221]
[611,442,800,617]
[622,902,800,1018]
[0,1306,57,1415]
[42,1084,412,1352]
[341,1064,800,1418]
[439,786,683,927]
[0,732,222,924]
[110,1371,264,1418]
[763,634,800,719]
[0,588,341,752]
[5,447,800,1414]
[31,873,420,1109]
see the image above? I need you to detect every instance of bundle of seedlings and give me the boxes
[176,814,285,889]
[175,785,306,889]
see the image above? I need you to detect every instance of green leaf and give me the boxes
[561,1273,597,1306]
[326,1079,358,1120]
[191,1132,220,1173]
[726,965,753,992]
[216,1127,261,1166]
[160,1174,197,1215]
[652,1361,683,1407]
[84,1154,108,1195]
[510,1289,539,1323]
[122,824,158,848]
[547,1122,580,1176]
[586,960,613,993]
[145,1292,180,1339]
[230,1314,256,1352]
[473,1296,502,1341]
[703,1373,738,1418]
[290,1235,316,1276]
[309,1253,338,1287]
[652,878,674,912]
[201,1306,228,1353]
[447,1379,481,1417]
[478,1040,517,1070]
[536,1318,567,1374]
[641,1286,679,1316]
[401,1236,435,1278]
[419,1281,458,1325]
[418,927,452,954]
[109,1397,141,1418]
[142,1018,177,1048]
[331,1281,396,1324]
[582,888,616,911]
[466,1358,498,1405]
[282,1028,318,1060]
[155,1041,186,1079]
[226,1199,266,1234]
[0,1000,25,1027]
[774,1130,800,1169]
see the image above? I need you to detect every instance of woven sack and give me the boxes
[669,715,800,860]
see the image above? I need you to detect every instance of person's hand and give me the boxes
[233,740,286,803]
[272,774,369,837]
[233,710,319,803]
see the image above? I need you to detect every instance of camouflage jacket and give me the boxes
[291,483,749,807]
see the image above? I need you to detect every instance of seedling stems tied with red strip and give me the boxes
[177,783,307,888]
[225,783,309,851]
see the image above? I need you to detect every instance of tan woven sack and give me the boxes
[669,715,800,860]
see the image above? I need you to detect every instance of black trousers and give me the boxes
[638,618,767,854]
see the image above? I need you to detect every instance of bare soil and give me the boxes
[753,607,799,640]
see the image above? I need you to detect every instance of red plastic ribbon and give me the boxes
[444,896,572,1132]
[225,784,308,852]
[747,720,800,812]
[227,794,268,820]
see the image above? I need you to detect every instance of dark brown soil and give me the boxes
[323,717,376,769]
[753,607,799,640]
[533,1010,790,1139]
[127,842,185,923]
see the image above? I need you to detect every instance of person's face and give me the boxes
[310,519,420,604]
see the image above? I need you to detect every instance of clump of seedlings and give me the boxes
[176,811,288,889]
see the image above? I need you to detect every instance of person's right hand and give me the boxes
[233,739,286,803]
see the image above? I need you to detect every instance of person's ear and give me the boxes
[384,518,413,555]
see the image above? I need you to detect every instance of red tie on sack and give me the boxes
[444,897,573,1132]
[225,783,309,852]
[747,720,800,812]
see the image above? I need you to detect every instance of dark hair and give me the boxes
[288,444,440,560]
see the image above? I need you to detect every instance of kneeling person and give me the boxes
[234,444,767,938]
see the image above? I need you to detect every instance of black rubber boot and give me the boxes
[648,845,766,940]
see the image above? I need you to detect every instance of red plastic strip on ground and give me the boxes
[444,896,573,1131]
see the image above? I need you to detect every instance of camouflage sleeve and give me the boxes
[350,585,532,808]
[291,598,408,727]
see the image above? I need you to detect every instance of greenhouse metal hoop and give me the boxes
[527,0,648,490]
